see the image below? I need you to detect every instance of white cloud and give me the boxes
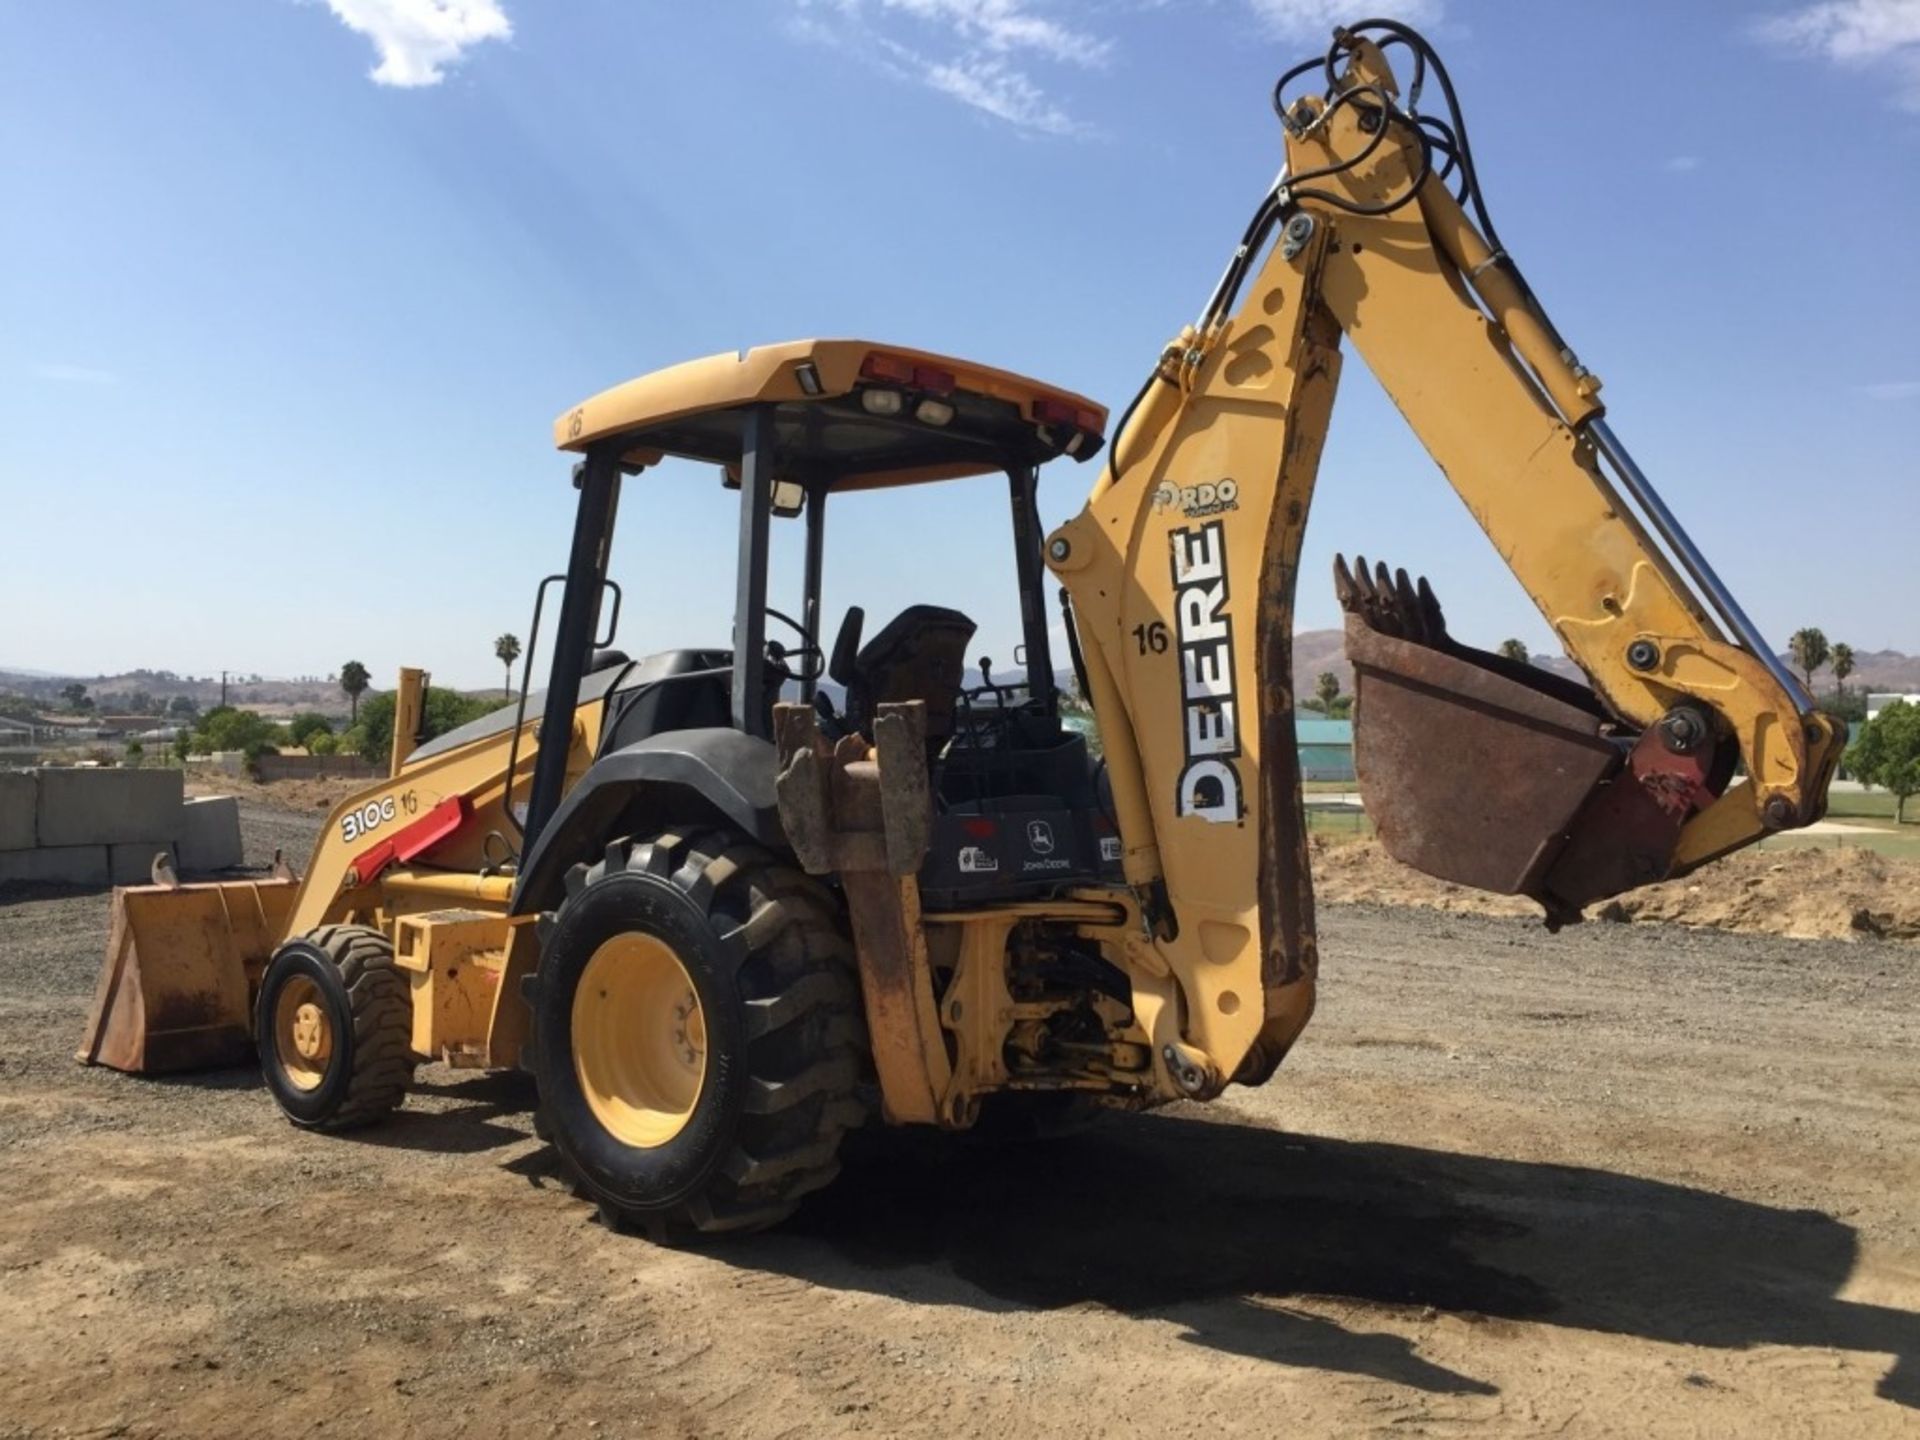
[1864,379,1920,399]
[787,0,1107,135]
[874,0,1110,66]
[1663,154,1702,172]
[785,1,1451,134]
[923,54,1085,133]
[31,363,117,384]
[1755,0,1920,109]
[1245,0,1443,38]
[320,0,511,88]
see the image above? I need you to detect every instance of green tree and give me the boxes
[339,660,371,723]
[195,706,282,757]
[494,633,522,700]
[1846,700,1920,824]
[287,712,334,747]
[167,694,198,718]
[1057,690,1103,760]
[1818,689,1867,726]
[348,688,499,761]
[1497,638,1530,664]
[1788,627,1829,692]
[60,681,90,711]
[1830,642,1855,696]
[1315,671,1341,712]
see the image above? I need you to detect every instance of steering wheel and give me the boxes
[764,607,824,681]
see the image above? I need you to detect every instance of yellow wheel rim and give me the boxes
[272,975,333,1093]
[572,932,707,1149]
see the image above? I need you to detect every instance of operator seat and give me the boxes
[831,604,976,746]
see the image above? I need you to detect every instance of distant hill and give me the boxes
[1285,630,1920,700]
[9,634,1916,723]
[0,668,367,720]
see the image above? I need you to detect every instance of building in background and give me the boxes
[1866,693,1920,722]
[1296,718,1355,783]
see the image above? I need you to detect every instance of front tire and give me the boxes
[528,829,866,1242]
[257,924,414,1130]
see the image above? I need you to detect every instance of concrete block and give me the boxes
[36,768,183,847]
[0,771,34,850]
[177,795,244,872]
[110,842,178,886]
[0,844,109,887]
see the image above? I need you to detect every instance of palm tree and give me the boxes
[1497,638,1529,664]
[1788,627,1829,692]
[494,633,522,700]
[1830,642,1855,697]
[339,660,370,723]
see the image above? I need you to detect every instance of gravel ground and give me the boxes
[1,803,1915,1437]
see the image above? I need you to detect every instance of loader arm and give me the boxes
[1046,25,1842,1094]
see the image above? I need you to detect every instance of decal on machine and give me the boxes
[958,845,999,874]
[1170,519,1243,824]
[340,795,398,845]
[1152,477,1240,519]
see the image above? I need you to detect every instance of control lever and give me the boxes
[812,688,846,740]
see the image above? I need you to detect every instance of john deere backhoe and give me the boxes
[82,21,1839,1240]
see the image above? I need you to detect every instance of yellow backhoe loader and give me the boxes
[81,21,1839,1240]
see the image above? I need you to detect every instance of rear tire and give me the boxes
[527,829,867,1243]
[257,924,414,1131]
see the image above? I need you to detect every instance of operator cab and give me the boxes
[517,340,1115,908]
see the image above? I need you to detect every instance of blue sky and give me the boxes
[2,0,1917,691]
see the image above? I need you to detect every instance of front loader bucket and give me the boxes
[1335,557,1631,917]
[77,879,297,1074]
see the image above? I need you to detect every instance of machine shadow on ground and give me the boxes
[699,1109,1917,1405]
[207,1065,1914,1407]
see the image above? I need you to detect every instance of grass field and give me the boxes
[1761,827,1920,861]
[1306,808,1374,841]
[1301,783,1918,858]
[1760,786,1920,860]
[1826,789,1915,824]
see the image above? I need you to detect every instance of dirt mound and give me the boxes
[1311,836,1920,943]
[186,772,369,814]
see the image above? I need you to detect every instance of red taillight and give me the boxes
[861,352,956,395]
[1034,396,1102,433]
[961,817,998,840]
[862,352,916,384]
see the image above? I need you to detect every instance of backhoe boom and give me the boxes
[1047,24,1841,1094]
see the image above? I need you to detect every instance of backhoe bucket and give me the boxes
[1335,557,1628,914]
[77,879,297,1073]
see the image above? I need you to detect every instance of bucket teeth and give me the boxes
[1334,553,1448,647]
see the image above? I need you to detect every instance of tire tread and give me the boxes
[534,827,867,1240]
[300,923,413,1130]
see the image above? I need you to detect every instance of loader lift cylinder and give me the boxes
[524,448,622,852]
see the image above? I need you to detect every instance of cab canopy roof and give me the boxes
[556,339,1107,491]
